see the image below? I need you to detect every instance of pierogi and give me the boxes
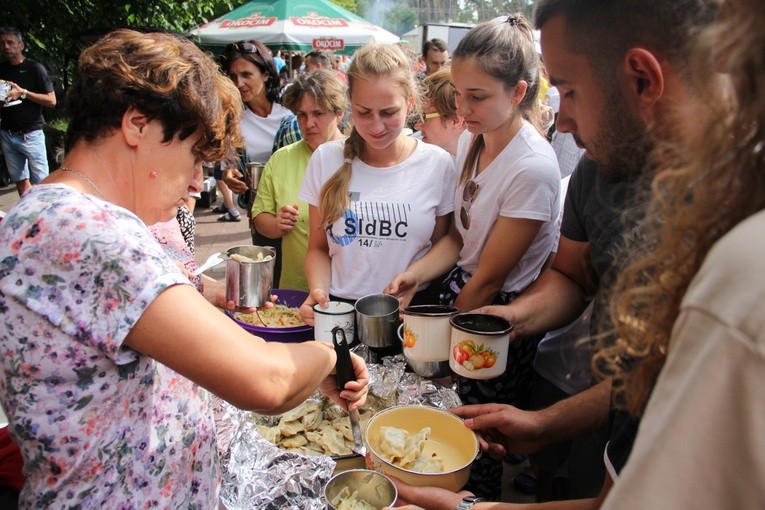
[375,426,444,473]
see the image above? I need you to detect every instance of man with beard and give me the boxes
[383,1,717,509]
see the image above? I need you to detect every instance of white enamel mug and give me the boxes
[449,313,513,380]
[399,305,458,378]
[400,305,459,362]
[313,301,355,342]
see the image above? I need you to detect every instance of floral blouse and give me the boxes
[0,185,218,509]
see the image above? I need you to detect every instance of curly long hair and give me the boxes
[594,0,765,416]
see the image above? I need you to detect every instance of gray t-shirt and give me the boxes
[535,157,645,393]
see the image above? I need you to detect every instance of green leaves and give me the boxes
[0,0,246,89]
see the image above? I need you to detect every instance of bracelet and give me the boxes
[455,495,487,510]
[20,89,27,100]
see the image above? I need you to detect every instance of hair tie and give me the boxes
[506,16,519,26]
[344,158,352,164]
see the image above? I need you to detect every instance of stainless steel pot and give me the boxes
[354,293,399,348]
[225,245,275,309]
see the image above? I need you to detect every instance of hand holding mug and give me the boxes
[300,288,329,326]
[222,167,249,194]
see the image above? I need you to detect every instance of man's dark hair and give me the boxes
[306,50,334,69]
[0,27,23,42]
[422,38,447,56]
[533,0,716,83]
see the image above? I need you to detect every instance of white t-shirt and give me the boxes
[299,138,456,300]
[601,209,765,510]
[241,102,293,163]
[454,122,561,293]
[552,130,585,179]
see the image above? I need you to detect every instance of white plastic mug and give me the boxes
[313,301,355,342]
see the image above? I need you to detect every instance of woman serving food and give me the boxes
[0,29,367,508]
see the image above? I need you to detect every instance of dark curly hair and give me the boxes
[64,29,243,163]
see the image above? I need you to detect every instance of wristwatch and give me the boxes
[20,89,27,100]
[455,495,487,509]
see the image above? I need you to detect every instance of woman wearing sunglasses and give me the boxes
[414,68,466,158]
[220,40,302,284]
[385,15,561,500]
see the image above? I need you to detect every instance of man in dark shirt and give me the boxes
[385,1,718,508]
[0,27,56,196]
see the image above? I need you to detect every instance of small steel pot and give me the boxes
[324,469,397,510]
[225,245,275,309]
[354,294,399,348]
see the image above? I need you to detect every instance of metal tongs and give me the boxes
[332,326,366,457]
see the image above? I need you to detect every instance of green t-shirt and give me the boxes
[252,140,312,291]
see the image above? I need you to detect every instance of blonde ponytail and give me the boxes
[319,128,365,227]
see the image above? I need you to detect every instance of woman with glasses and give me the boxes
[385,15,560,500]
[220,39,302,285]
[0,30,368,508]
[297,43,456,336]
[251,69,347,292]
[415,68,466,158]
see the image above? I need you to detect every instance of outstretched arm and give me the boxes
[477,236,595,338]
[301,204,332,325]
[384,220,461,307]
[125,284,369,414]
[452,378,611,458]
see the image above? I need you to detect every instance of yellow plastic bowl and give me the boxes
[364,405,479,491]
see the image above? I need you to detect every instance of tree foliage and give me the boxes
[0,0,533,99]
[1,1,243,91]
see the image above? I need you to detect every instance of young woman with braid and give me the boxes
[386,15,561,499]
[298,43,456,333]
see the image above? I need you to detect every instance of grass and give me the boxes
[46,118,69,132]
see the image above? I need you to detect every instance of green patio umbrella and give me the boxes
[187,0,399,55]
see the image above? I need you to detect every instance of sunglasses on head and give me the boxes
[222,41,262,60]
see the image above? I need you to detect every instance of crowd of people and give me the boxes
[1,0,764,506]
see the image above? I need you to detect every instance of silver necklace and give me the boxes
[60,166,109,201]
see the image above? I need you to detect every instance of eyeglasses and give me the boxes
[416,112,442,124]
[459,179,478,229]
